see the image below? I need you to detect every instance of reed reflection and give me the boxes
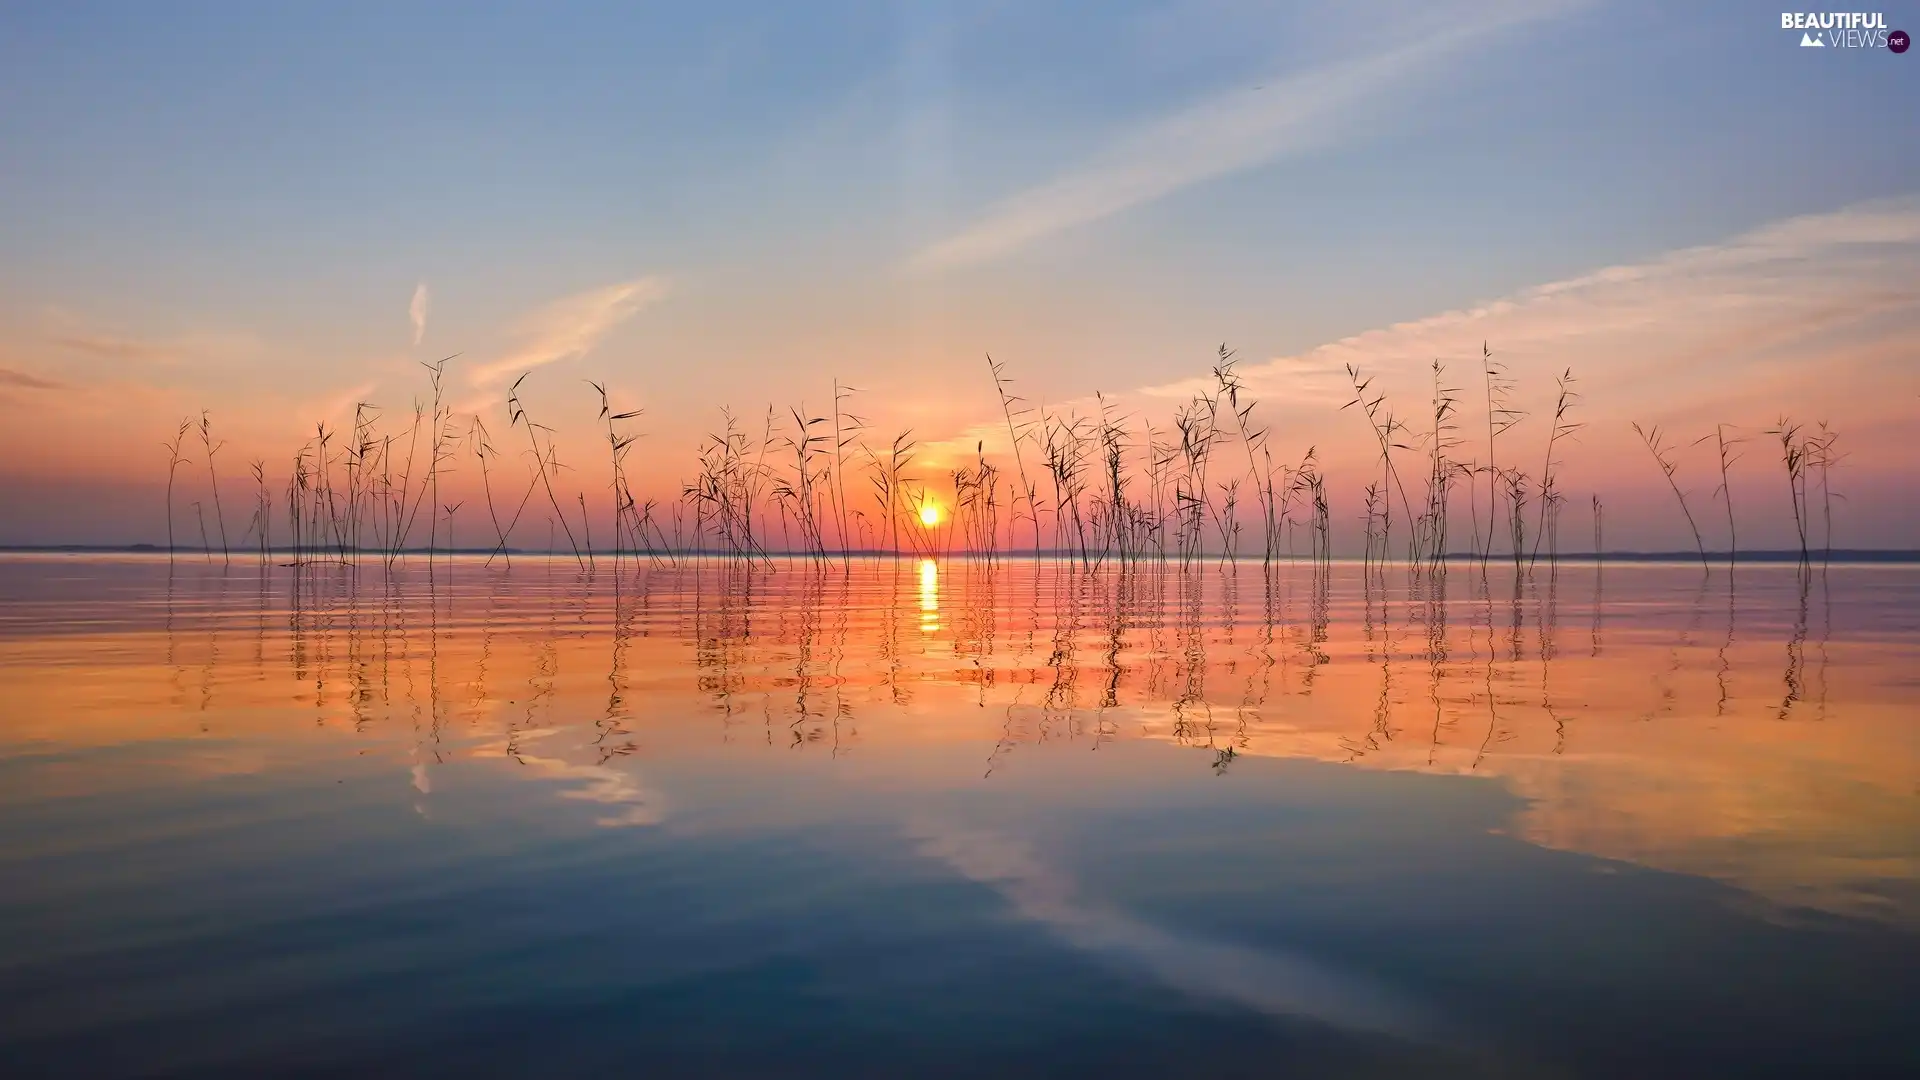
[0,555,1908,924]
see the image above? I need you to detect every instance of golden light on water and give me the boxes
[918,502,941,528]
[918,558,939,633]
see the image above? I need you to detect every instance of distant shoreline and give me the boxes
[2,546,1917,565]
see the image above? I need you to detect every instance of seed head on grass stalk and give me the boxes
[1592,494,1603,561]
[442,502,462,563]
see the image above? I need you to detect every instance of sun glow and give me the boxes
[918,502,941,528]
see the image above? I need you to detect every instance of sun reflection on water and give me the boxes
[919,558,939,633]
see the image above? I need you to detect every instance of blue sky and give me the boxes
[1,1,1914,546]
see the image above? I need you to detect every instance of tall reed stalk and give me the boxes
[1769,417,1810,565]
[1697,424,1743,566]
[197,411,230,565]
[1481,344,1524,563]
[1529,369,1580,568]
[162,418,193,561]
[986,355,1041,558]
[1632,422,1709,571]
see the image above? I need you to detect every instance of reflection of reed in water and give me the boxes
[1170,567,1211,747]
[1340,566,1399,762]
[1642,574,1709,722]
[1473,566,1512,770]
[76,556,1907,926]
[164,565,186,710]
[1780,566,1811,721]
[1590,554,1604,658]
[597,570,640,762]
[1716,570,1737,717]
[1422,564,1453,766]
[110,560,1889,801]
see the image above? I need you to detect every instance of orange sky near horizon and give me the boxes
[2,197,1915,551]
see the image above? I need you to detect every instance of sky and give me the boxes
[0,0,1915,550]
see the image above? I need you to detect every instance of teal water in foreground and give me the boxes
[0,555,1915,1078]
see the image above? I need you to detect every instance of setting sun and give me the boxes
[918,502,941,528]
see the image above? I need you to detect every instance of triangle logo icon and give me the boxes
[1801,32,1824,46]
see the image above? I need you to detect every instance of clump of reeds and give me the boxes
[1295,448,1330,563]
[952,441,1002,556]
[773,405,833,561]
[683,408,769,562]
[1344,364,1419,563]
[1481,344,1525,563]
[1501,467,1529,571]
[1213,346,1281,566]
[1172,392,1221,564]
[862,429,918,558]
[158,336,1847,571]
[1632,421,1709,571]
[1041,411,1094,564]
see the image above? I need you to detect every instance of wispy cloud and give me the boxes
[910,818,1437,1039]
[50,333,182,363]
[0,367,63,391]
[468,277,670,389]
[1182,194,1920,422]
[42,323,264,369]
[909,1,1582,271]
[410,282,430,347]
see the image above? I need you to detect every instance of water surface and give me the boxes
[1,555,1915,1078]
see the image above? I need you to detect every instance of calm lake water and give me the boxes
[1,554,1915,1078]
